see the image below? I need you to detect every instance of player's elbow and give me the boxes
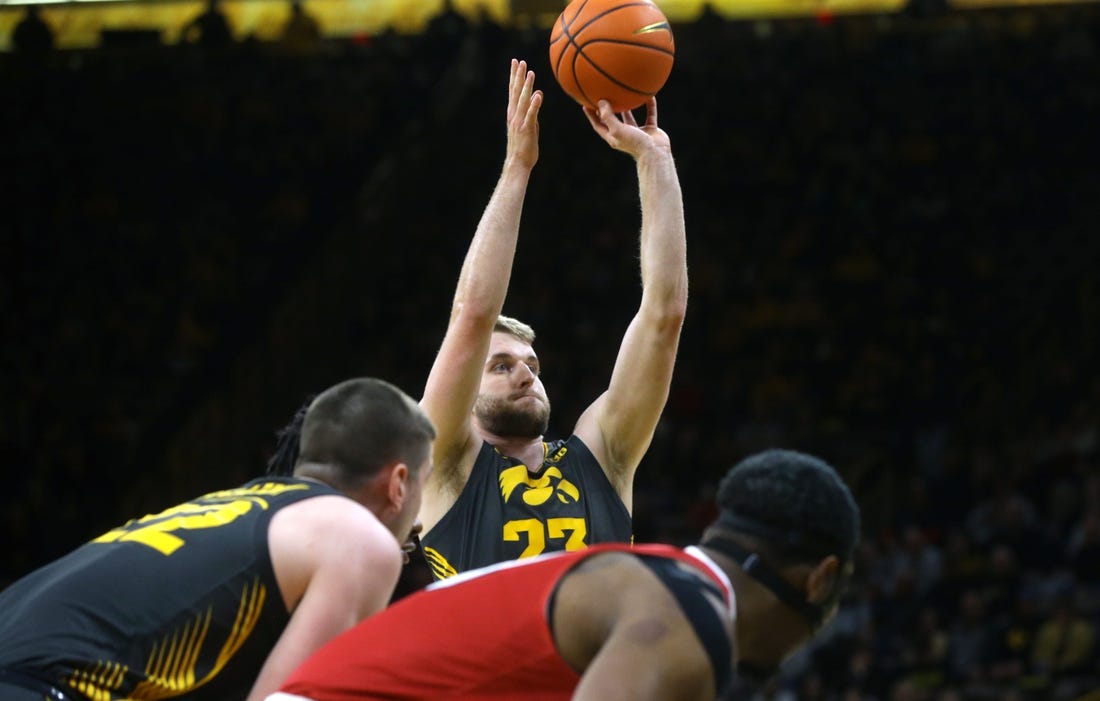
[666,292,688,326]
[450,301,500,331]
[645,294,687,338]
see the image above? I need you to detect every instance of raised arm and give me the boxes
[574,98,688,506]
[419,59,543,528]
[246,496,403,701]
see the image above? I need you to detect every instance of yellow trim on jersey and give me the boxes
[423,546,458,580]
[68,578,268,699]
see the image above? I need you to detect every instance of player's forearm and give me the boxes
[451,161,533,321]
[636,149,688,322]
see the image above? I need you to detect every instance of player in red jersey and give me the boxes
[269,448,861,701]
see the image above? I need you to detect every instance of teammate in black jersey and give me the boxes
[0,377,435,701]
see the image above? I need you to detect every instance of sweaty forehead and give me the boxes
[487,332,537,360]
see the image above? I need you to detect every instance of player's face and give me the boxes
[394,453,433,548]
[401,519,423,565]
[736,575,846,687]
[475,332,550,439]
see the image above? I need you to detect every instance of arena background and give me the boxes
[2,1,1098,698]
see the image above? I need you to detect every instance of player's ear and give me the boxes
[387,463,409,509]
[805,555,840,606]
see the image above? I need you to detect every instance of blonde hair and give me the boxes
[494,315,536,345]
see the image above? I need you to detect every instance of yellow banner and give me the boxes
[4,0,1085,52]
[0,0,915,52]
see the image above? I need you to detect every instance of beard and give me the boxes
[474,393,551,439]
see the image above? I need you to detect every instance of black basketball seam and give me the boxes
[571,48,659,104]
[550,0,587,46]
[550,0,589,76]
[568,47,596,107]
[550,0,585,77]
[569,2,662,38]
[575,38,674,57]
[555,1,666,60]
[556,42,674,101]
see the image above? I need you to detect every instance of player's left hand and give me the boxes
[583,97,671,158]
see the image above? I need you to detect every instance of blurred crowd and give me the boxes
[2,3,1098,700]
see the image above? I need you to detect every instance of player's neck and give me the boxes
[480,431,545,469]
[705,550,811,659]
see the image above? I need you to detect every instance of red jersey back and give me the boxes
[278,543,731,700]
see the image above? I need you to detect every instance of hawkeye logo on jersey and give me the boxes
[499,465,580,506]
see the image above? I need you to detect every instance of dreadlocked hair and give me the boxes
[266,396,313,476]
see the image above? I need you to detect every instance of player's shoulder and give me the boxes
[547,434,600,463]
[273,494,398,554]
[273,489,358,515]
[559,548,729,670]
[568,546,670,590]
[579,546,727,606]
[268,494,402,610]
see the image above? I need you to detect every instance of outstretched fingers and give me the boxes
[524,88,544,130]
[508,59,517,112]
[643,97,659,129]
[583,104,609,137]
[506,59,541,167]
[597,98,619,126]
[508,58,531,122]
[512,64,538,118]
[584,98,667,156]
[515,68,540,131]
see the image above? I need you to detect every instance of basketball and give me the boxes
[549,0,675,113]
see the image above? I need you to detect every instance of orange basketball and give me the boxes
[549,0,675,113]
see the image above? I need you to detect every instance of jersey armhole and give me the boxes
[567,435,632,524]
[637,556,733,696]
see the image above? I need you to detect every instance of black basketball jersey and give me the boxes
[420,435,632,580]
[0,477,344,700]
